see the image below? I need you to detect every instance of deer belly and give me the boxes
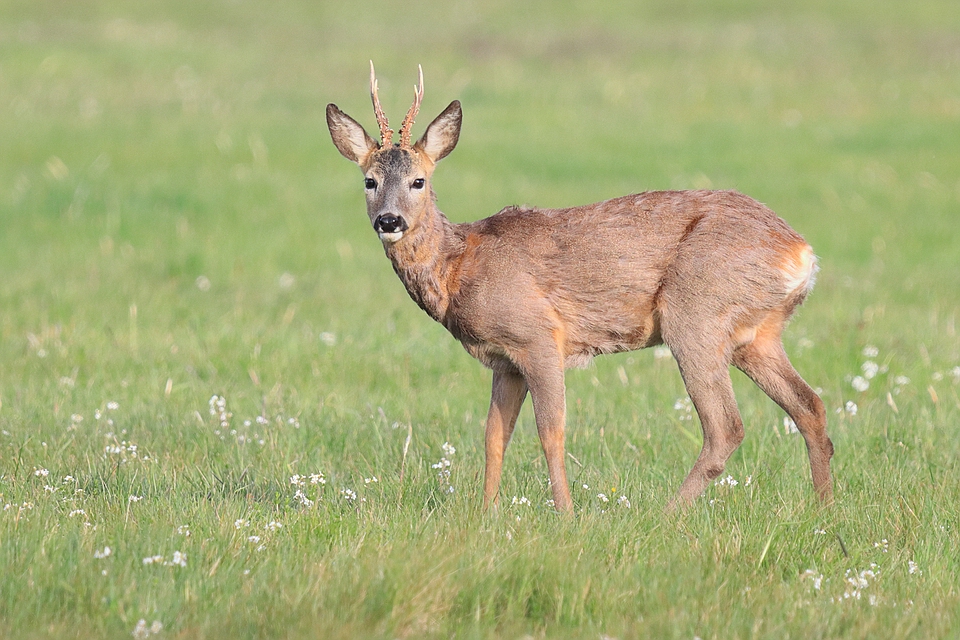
[562,312,663,369]
[461,341,517,372]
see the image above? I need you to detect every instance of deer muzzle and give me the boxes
[374,213,408,242]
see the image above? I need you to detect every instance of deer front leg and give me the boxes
[522,353,573,514]
[483,369,528,510]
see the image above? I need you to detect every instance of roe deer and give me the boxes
[326,63,834,513]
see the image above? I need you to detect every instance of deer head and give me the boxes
[326,63,462,243]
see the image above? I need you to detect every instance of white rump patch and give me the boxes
[781,245,818,296]
[378,231,404,243]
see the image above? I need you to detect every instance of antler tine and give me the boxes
[369,60,393,147]
[399,64,424,148]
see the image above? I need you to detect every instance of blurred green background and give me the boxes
[1,1,959,638]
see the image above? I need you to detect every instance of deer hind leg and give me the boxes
[732,322,834,503]
[483,369,528,510]
[666,345,746,511]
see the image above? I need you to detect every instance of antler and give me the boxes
[398,64,424,149]
[369,61,393,147]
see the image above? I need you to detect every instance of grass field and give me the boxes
[2,1,959,637]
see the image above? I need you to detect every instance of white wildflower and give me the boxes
[209,395,231,428]
[234,518,249,529]
[894,375,910,386]
[364,476,378,484]
[852,376,869,392]
[319,332,337,346]
[264,521,283,531]
[847,568,874,589]
[340,488,357,501]
[132,619,163,639]
[432,442,455,492]
[94,546,111,559]
[165,551,186,567]
[874,539,889,552]
[293,489,313,506]
[142,555,164,565]
[34,468,50,477]
[69,509,87,517]
[863,345,879,358]
[511,495,531,506]
[908,560,922,575]
[617,495,631,508]
[309,473,326,485]
[106,401,119,411]
[247,535,261,544]
[715,475,739,487]
[861,361,879,379]
[128,495,143,503]
[597,493,609,503]
[102,440,139,461]
[802,569,823,591]
[177,525,190,537]
[783,416,799,434]
[845,401,858,416]
[289,474,305,487]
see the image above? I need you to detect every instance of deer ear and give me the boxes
[327,104,379,165]
[415,100,461,164]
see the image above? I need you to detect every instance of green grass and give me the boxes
[1,0,959,637]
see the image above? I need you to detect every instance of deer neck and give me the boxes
[383,204,463,323]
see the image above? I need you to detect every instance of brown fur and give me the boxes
[326,75,834,513]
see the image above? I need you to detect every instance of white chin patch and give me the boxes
[378,231,404,243]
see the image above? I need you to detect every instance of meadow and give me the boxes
[1,1,959,637]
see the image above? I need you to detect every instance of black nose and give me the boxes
[374,213,407,234]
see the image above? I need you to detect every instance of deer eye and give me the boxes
[364,178,377,190]
[411,178,425,190]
